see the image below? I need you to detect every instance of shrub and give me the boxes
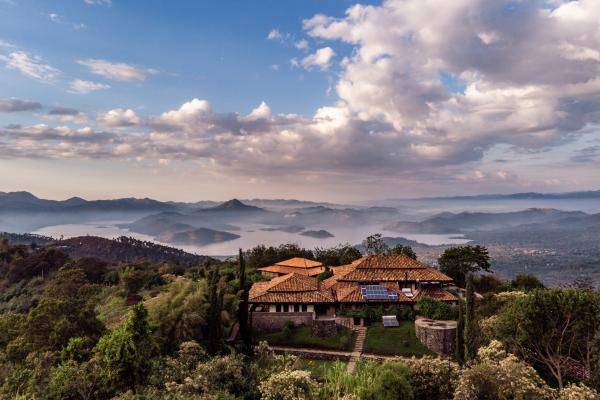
[417,297,458,320]
[558,383,600,400]
[259,369,318,400]
[360,362,413,400]
[404,356,460,400]
[282,320,294,340]
[316,270,333,281]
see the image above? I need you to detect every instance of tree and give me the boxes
[361,362,414,400]
[363,233,389,255]
[313,244,362,266]
[237,248,252,355]
[438,245,491,287]
[147,279,208,354]
[259,369,318,400]
[455,301,465,364]
[454,340,554,400]
[511,274,544,291]
[95,303,155,393]
[495,288,600,389]
[387,244,417,259]
[206,267,225,355]
[464,274,478,360]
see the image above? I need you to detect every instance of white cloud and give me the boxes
[48,13,62,23]
[69,79,110,94]
[294,39,309,51]
[267,29,283,41]
[46,107,88,123]
[270,64,280,71]
[2,51,60,83]
[73,23,87,30]
[97,108,140,127]
[84,0,111,5]
[77,58,158,81]
[301,47,335,70]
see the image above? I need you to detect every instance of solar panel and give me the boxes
[360,285,399,301]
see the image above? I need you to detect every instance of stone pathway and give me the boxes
[346,326,367,373]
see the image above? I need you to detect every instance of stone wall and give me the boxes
[312,319,338,337]
[414,318,457,356]
[251,312,313,332]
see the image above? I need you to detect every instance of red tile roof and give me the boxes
[249,273,334,304]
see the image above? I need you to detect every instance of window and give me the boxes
[283,304,289,312]
[294,304,300,312]
[302,304,308,312]
[276,304,281,312]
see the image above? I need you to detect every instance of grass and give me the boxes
[363,321,434,357]
[297,358,346,378]
[255,325,356,351]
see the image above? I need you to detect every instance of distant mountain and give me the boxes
[278,205,399,227]
[384,208,588,234]
[412,190,600,201]
[52,236,210,264]
[300,229,334,238]
[204,199,264,212]
[0,191,175,213]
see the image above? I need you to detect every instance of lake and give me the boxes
[33,220,470,256]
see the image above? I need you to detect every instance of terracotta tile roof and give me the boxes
[322,263,356,289]
[334,282,413,303]
[257,264,324,276]
[276,257,323,268]
[415,288,458,302]
[353,254,426,269]
[339,268,452,282]
[249,273,334,304]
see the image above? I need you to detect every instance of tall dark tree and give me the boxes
[237,248,252,355]
[206,266,224,355]
[455,300,465,365]
[464,274,478,360]
[438,245,491,287]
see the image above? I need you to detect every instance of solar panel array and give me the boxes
[382,315,400,327]
[360,285,399,301]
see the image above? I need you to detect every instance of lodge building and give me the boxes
[249,254,457,331]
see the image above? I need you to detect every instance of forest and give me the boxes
[0,237,599,400]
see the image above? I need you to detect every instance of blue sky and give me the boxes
[1,0,599,201]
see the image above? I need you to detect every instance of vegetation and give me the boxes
[255,325,356,351]
[364,322,434,357]
[438,245,491,287]
[1,238,600,399]
[416,297,458,320]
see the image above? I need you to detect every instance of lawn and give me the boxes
[255,325,356,351]
[363,321,434,357]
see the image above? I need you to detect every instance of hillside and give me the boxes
[52,236,210,264]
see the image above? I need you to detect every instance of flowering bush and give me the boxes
[557,383,600,400]
[453,341,554,400]
[259,369,318,400]
[404,356,460,400]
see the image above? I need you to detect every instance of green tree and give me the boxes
[387,244,417,259]
[363,233,389,255]
[361,362,414,400]
[495,288,600,389]
[464,274,478,360]
[314,244,362,266]
[455,301,465,364]
[95,303,155,393]
[511,274,545,291]
[237,248,252,355]
[438,245,491,287]
[148,279,208,354]
[206,267,225,355]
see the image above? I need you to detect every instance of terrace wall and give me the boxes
[251,312,313,332]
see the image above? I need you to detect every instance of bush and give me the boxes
[361,362,413,400]
[417,297,458,320]
[259,369,318,400]
[558,383,600,400]
[282,320,294,340]
[316,270,333,281]
[404,356,459,400]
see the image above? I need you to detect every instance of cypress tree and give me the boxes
[206,266,223,355]
[237,248,252,355]
[455,300,465,364]
[464,273,478,359]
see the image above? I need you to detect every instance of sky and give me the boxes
[1,0,600,202]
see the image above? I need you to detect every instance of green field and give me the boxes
[255,325,356,351]
[363,321,434,357]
